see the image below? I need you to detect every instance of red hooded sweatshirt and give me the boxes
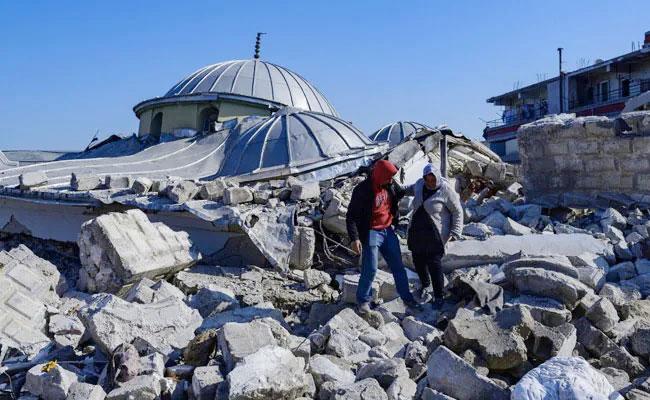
[370,160,398,230]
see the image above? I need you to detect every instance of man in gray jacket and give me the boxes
[406,163,463,306]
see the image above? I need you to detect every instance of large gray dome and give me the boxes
[164,60,338,116]
[218,107,383,181]
[370,121,433,147]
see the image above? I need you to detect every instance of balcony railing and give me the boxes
[485,102,549,130]
[569,79,650,110]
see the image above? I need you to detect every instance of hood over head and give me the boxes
[371,160,398,192]
[423,163,442,189]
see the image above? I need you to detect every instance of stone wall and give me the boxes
[518,111,650,205]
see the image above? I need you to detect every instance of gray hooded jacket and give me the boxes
[406,165,463,244]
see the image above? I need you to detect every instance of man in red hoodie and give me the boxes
[346,160,418,313]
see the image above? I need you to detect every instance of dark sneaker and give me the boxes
[403,299,423,312]
[356,302,372,315]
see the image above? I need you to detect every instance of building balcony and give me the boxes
[569,79,650,114]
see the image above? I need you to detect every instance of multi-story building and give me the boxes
[484,30,650,162]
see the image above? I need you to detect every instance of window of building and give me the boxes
[599,81,609,102]
[621,79,630,97]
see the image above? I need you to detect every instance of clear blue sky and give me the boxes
[1,1,648,151]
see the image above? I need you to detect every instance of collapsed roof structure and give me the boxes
[0,51,504,271]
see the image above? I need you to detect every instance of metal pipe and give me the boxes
[558,47,564,113]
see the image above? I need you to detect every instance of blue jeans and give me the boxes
[357,227,415,304]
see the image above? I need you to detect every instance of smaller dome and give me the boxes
[219,107,382,180]
[370,121,433,147]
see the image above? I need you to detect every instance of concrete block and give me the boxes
[80,293,202,357]
[70,173,102,191]
[105,374,161,400]
[66,382,106,400]
[198,178,229,200]
[77,209,201,293]
[168,180,199,203]
[218,320,278,371]
[223,187,254,205]
[191,366,224,400]
[132,177,153,194]
[289,226,315,270]
[105,175,131,189]
[227,346,312,400]
[290,181,321,201]
[24,364,78,400]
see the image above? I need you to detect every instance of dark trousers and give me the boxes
[412,251,444,299]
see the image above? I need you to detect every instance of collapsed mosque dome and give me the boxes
[370,121,433,147]
[134,60,338,138]
[166,60,338,116]
[218,107,385,182]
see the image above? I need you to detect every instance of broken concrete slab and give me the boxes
[527,322,577,362]
[509,267,591,307]
[511,357,621,400]
[586,297,620,333]
[187,285,238,317]
[319,378,388,400]
[191,366,224,400]
[80,293,202,357]
[218,319,278,371]
[443,306,534,370]
[48,314,85,348]
[0,244,63,356]
[105,374,161,400]
[308,354,355,388]
[66,382,107,400]
[355,358,409,389]
[198,302,285,332]
[123,278,186,304]
[426,345,509,400]
[508,295,572,327]
[443,233,614,271]
[573,317,618,357]
[303,269,331,289]
[24,363,79,400]
[77,209,201,293]
[227,345,313,400]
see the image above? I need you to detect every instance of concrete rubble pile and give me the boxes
[4,126,650,400]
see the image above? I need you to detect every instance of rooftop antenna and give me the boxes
[254,32,266,59]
